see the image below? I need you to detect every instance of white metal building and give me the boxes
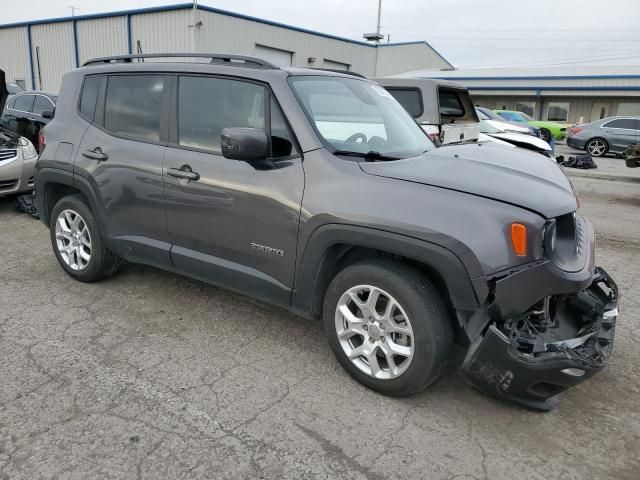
[0,3,453,92]
[388,65,640,124]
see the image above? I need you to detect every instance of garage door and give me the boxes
[255,45,293,67]
[323,59,350,71]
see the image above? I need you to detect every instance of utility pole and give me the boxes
[66,5,78,17]
[363,1,384,76]
[376,0,382,38]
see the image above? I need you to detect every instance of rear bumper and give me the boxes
[0,154,36,197]
[462,267,618,410]
[566,136,586,150]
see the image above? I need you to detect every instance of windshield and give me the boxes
[520,112,534,121]
[289,76,434,159]
[477,107,501,120]
[479,120,501,134]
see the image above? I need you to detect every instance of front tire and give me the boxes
[49,194,121,282]
[540,128,552,143]
[586,138,608,157]
[323,260,453,397]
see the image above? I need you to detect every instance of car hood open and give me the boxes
[359,142,577,218]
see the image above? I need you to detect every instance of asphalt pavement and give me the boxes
[0,174,638,479]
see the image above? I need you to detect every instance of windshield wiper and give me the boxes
[332,150,399,161]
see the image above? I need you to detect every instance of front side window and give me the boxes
[178,76,265,152]
[13,94,34,113]
[104,75,165,142]
[33,95,54,115]
[290,76,433,159]
[270,98,297,158]
[385,88,423,118]
[515,102,535,117]
[547,102,569,122]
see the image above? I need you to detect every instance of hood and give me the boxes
[490,132,551,151]
[359,142,577,218]
[485,119,530,134]
[0,69,7,113]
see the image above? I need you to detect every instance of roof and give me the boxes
[385,65,640,95]
[0,2,451,65]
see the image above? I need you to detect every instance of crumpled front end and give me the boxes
[462,267,618,411]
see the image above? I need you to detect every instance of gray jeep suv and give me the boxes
[35,53,618,411]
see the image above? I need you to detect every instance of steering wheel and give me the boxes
[345,133,367,144]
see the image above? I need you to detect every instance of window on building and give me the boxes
[385,88,423,118]
[515,101,535,117]
[617,103,640,116]
[104,75,165,142]
[13,94,35,112]
[79,76,102,122]
[178,76,266,153]
[547,102,570,122]
[33,95,54,115]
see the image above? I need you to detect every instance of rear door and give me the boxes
[74,73,171,267]
[163,74,304,304]
[601,118,636,152]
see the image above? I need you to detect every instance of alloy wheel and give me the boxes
[587,140,606,156]
[54,209,92,271]
[334,285,414,380]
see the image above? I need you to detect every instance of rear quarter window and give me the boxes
[79,76,102,122]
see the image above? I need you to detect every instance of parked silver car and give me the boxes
[566,116,639,157]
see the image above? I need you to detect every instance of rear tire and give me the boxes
[323,260,453,397]
[49,194,122,282]
[586,138,608,157]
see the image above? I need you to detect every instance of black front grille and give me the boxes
[0,149,18,161]
[0,179,18,191]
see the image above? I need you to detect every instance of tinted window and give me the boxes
[104,75,164,142]
[270,98,297,158]
[7,84,23,94]
[13,94,35,112]
[33,95,54,115]
[79,77,101,121]
[178,76,265,152]
[547,102,569,122]
[438,90,464,117]
[604,119,635,129]
[385,88,423,118]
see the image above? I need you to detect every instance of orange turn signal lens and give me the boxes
[511,223,527,257]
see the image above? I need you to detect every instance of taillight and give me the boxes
[38,131,45,152]
[570,127,583,136]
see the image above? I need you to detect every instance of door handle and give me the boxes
[167,165,200,182]
[82,147,108,161]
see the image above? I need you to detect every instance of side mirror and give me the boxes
[41,110,53,119]
[221,127,269,162]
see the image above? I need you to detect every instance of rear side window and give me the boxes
[13,94,34,112]
[385,88,423,118]
[438,90,464,117]
[603,119,635,129]
[178,76,266,152]
[79,77,102,121]
[104,75,165,142]
[33,96,54,115]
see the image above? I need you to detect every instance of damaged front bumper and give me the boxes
[461,267,618,411]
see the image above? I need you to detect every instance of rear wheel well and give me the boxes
[42,183,83,225]
[312,244,457,330]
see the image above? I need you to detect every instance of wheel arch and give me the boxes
[291,224,486,320]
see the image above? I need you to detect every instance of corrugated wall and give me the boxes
[0,26,30,86]
[130,10,193,56]
[196,9,377,76]
[77,16,128,65]
[30,22,74,91]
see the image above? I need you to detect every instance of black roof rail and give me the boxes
[311,68,367,78]
[82,53,278,69]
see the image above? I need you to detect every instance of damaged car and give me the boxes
[35,54,617,411]
[0,70,39,197]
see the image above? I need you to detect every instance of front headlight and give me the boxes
[19,137,38,159]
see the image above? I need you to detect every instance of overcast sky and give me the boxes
[2,0,640,69]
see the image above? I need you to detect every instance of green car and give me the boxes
[495,110,569,142]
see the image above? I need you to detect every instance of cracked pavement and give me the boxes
[0,175,639,479]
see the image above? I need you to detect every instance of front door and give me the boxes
[163,75,304,304]
[74,74,171,268]
[601,118,637,152]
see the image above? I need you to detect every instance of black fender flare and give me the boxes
[291,224,486,315]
